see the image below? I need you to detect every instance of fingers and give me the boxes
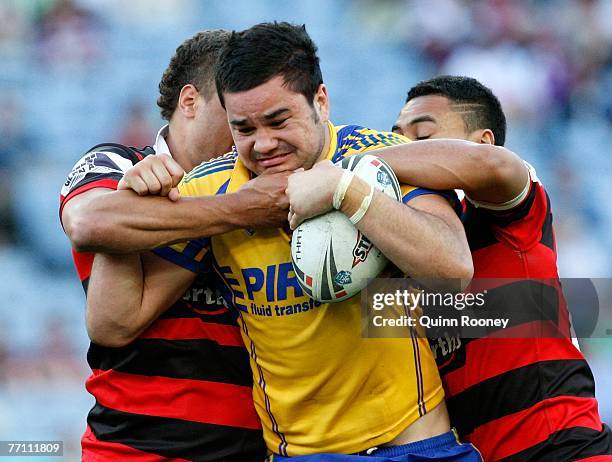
[120,174,151,196]
[288,205,303,230]
[117,156,184,197]
[151,160,174,196]
[289,211,302,230]
[168,187,181,202]
[117,177,129,190]
[313,160,333,169]
[285,171,300,196]
[139,167,163,195]
[160,155,185,186]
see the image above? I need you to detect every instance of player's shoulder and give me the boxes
[180,149,238,196]
[69,142,153,175]
[62,143,154,198]
[84,142,154,163]
[333,124,410,162]
[183,150,237,183]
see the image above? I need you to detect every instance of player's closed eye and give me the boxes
[269,118,288,128]
[238,127,255,135]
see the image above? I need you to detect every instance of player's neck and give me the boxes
[165,124,198,172]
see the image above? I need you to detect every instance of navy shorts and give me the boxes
[270,431,482,461]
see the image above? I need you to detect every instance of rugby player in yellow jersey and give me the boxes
[88,22,481,461]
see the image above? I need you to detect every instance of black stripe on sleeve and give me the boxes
[157,304,240,325]
[87,339,253,386]
[479,280,560,331]
[88,403,266,462]
[498,425,612,462]
[447,359,596,437]
[424,280,561,340]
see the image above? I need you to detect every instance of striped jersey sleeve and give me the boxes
[59,144,153,227]
[153,151,237,273]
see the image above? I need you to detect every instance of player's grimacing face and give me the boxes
[392,95,470,142]
[223,76,330,175]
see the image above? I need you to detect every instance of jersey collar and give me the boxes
[153,124,173,157]
[322,120,338,162]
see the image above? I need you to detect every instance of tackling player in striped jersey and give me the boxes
[385,75,612,461]
[60,30,288,461]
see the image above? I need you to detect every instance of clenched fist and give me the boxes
[237,172,291,229]
[118,155,185,201]
[286,160,343,229]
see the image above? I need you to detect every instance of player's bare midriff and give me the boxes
[385,400,451,446]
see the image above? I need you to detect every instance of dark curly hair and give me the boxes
[407,75,507,146]
[215,22,322,108]
[157,29,230,121]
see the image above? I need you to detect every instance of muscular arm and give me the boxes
[375,140,528,204]
[354,189,472,283]
[63,188,252,253]
[287,161,472,284]
[62,173,288,253]
[86,252,196,347]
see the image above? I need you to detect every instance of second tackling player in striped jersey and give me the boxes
[388,75,612,461]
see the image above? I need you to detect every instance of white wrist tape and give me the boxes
[349,184,374,224]
[333,170,355,210]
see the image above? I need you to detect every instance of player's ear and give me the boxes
[313,84,329,122]
[478,129,495,145]
[177,84,199,119]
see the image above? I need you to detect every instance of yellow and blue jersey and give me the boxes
[155,122,447,456]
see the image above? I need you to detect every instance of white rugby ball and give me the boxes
[291,154,402,303]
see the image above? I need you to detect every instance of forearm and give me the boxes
[86,252,196,346]
[374,140,526,202]
[86,253,146,346]
[286,160,471,283]
[354,191,472,281]
[69,190,248,253]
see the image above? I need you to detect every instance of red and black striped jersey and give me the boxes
[431,163,612,461]
[60,143,265,462]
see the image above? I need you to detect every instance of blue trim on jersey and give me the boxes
[216,178,231,195]
[184,164,235,183]
[189,154,237,176]
[333,125,362,163]
[191,157,236,173]
[402,189,461,215]
[152,247,205,273]
[180,239,208,260]
[410,325,426,417]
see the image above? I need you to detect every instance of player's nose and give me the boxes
[253,129,279,155]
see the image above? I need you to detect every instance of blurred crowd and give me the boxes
[0,0,610,457]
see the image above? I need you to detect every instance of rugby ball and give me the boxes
[291,154,402,303]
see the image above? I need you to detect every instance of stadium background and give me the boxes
[0,0,610,459]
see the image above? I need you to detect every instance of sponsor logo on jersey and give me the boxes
[430,331,462,363]
[61,151,134,196]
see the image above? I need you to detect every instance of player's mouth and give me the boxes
[257,152,292,168]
